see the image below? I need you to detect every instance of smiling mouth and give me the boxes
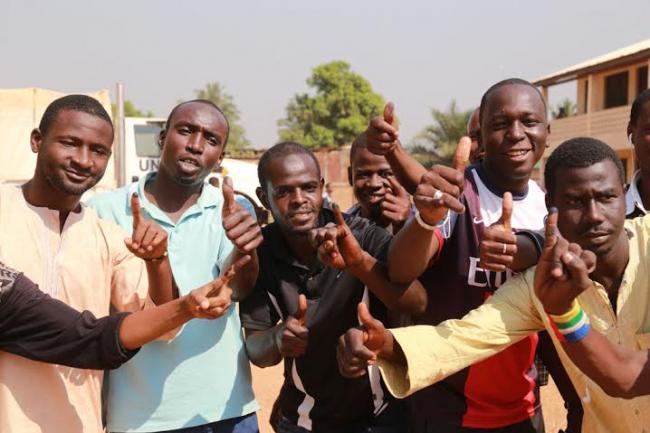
[505,149,531,157]
[64,169,91,182]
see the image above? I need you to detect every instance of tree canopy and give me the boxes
[278,60,385,149]
[409,100,472,168]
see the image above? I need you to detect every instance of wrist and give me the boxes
[143,251,168,262]
[348,251,374,276]
[548,299,591,343]
[415,210,439,230]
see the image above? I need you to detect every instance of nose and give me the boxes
[186,133,204,154]
[290,188,307,205]
[585,199,606,224]
[506,121,525,142]
[71,146,92,170]
[367,173,384,188]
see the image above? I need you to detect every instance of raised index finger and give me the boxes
[131,193,143,226]
[221,254,251,284]
[332,203,348,236]
[543,208,559,256]
[386,176,407,198]
[452,136,472,173]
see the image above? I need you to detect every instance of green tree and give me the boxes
[187,82,251,152]
[278,61,385,149]
[111,100,154,118]
[552,98,577,119]
[410,100,472,167]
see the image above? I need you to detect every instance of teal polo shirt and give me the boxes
[88,173,258,432]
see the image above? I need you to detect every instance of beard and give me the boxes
[45,171,100,196]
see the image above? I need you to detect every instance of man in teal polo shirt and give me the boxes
[89,99,263,433]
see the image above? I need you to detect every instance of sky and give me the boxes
[2,0,649,149]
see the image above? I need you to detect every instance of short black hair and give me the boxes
[165,99,230,146]
[258,141,321,188]
[629,89,650,126]
[39,94,113,138]
[544,137,625,197]
[349,132,368,165]
[479,78,547,125]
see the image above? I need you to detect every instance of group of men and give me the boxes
[3,79,650,433]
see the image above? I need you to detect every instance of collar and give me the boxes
[475,162,529,200]
[625,170,647,216]
[126,172,223,225]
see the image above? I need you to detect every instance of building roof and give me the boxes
[533,39,650,86]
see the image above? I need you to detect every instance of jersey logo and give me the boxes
[473,216,484,225]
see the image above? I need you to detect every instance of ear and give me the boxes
[627,123,634,144]
[320,178,325,191]
[256,186,270,210]
[158,129,166,149]
[30,129,43,154]
[347,166,353,186]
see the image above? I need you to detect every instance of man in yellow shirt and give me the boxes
[338,137,650,433]
[0,94,175,433]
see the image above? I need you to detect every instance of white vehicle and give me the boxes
[123,117,165,183]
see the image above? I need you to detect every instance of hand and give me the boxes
[274,294,309,358]
[222,176,263,254]
[413,136,471,225]
[309,204,366,270]
[337,303,387,378]
[366,102,400,156]
[184,255,251,319]
[534,209,596,315]
[480,192,516,272]
[125,193,168,260]
[381,176,412,227]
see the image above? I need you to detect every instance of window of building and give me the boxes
[584,80,589,113]
[638,66,648,96]
[604,71,629,108]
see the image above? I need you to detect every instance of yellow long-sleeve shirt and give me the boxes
[380,215,650,433]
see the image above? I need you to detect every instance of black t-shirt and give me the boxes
[0,261,137,369]
[240,208,395,432]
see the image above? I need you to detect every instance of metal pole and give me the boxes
[116,82,126,186]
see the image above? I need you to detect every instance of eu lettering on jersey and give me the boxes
[467,257,514,291]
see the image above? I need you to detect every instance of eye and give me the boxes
[177,126,191,135]
[91,146,109,156]
[304,185,317,192]
[523,118,540,127]
[379,170,393,178]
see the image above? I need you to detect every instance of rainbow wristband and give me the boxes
[548,300,591,343]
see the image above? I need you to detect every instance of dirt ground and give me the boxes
[251,365,567,433]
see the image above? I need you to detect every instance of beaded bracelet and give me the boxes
[548,300,591,343]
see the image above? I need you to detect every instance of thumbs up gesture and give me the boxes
[534,209,596,315]
[274,294,309,358]
[125,193,169,260]
[479,192,518,272]
[184,255,251,319]
[222,176,263,254]
[337,303,388,378]
[366,102,400,156]
[413,136,471,226]
[309,204,366,270]
[381,176,412,228]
